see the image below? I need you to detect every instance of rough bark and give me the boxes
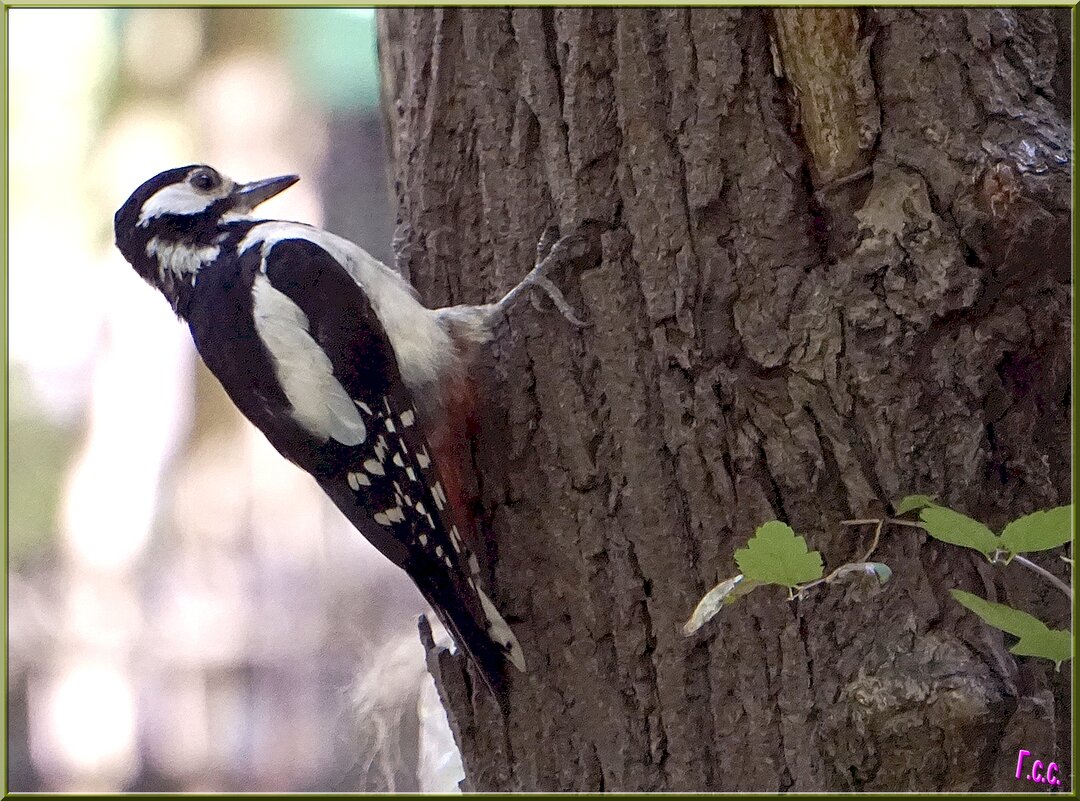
[377,8,1071,792]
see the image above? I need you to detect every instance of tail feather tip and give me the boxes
[477,588,526,672]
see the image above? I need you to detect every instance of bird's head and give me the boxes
[114,164,298,311]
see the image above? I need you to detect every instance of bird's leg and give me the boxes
[489,222,602,327]
[528,224,562,315]
[433,222,602,350]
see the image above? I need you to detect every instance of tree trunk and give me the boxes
[377,8,1071,792]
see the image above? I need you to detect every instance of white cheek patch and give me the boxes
[138,183,221,227]
[251,273,367,446]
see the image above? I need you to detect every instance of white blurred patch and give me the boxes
[60,259,194,572]
[350,633,464,793]
[31,661,138,785]
[418,670,465,793]
[9,9,116,422]
[96,105,198,212]
[122,8,204,89]
[190,52,327,226]
[246,424,329,566]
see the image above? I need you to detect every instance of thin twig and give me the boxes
[1011,554,1073,601]
[800,515,1074,602]
[792,578,824,599]
[841,517,925,530]
[847,518,1072,601]
[859,518,884,563]
[795,518,884,599]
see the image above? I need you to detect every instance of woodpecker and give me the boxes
[114,164,593,701]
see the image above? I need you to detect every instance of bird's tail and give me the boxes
[422,580,525,708]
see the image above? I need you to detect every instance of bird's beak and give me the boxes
[233,174,300,211]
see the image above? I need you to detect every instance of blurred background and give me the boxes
[7,7,465,792]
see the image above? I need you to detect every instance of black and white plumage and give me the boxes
[113,164,546,699]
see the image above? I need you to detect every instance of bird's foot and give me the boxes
[492,221,603,328]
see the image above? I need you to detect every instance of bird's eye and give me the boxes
[190,169,219,192]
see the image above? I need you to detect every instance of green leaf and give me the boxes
[920,506,1000,557]
[953,590,1073,668]
[950,589,1048,637]
[734,521,824,588]
[1010,628,1073,668]
[894,494,939,515]
[1000,505,1073,555]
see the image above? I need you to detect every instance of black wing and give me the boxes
[257,237,524,696]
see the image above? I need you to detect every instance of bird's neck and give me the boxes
[134,228,226,319]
